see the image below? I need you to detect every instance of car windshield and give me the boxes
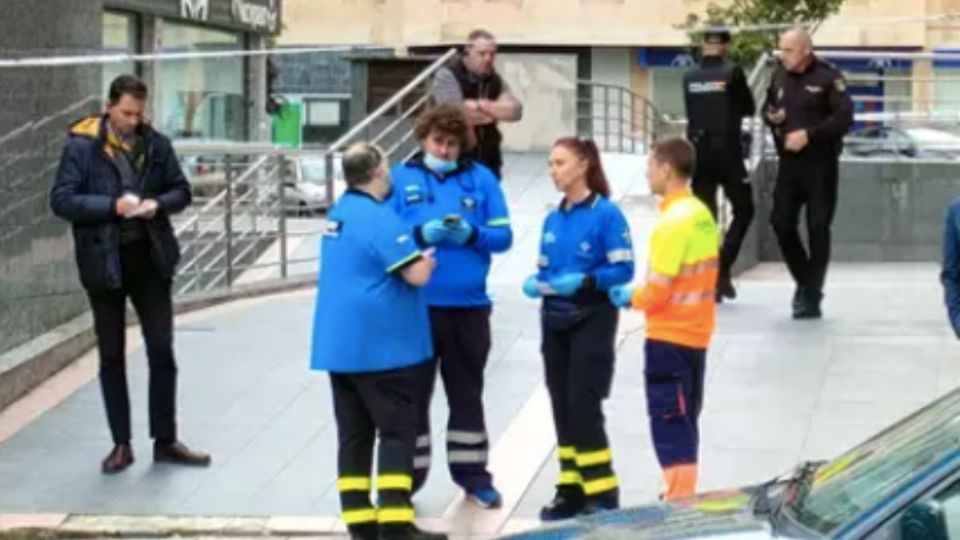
[300,159,325,183]
[784,389,960,534]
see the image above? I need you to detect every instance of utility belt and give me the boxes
[688,130,751,160]
[541,292,611,333]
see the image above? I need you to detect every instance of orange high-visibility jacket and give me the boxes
[630,188,719,349]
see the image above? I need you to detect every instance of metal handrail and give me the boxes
[575,79,668,153]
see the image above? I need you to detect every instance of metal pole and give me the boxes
[224,155,234,288]
[604,86,611,152]
[324,151,335,208]
[278,155,289,279]
[617,89,624,153]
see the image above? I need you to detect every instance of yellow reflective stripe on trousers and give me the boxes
[377,507,416,523]
[582,475,619,495]
[377,474,413,491]
[337,477,371,492]
[558,446,576,460]
[575,448,613,467]
[558,471,582,485]
[342,508,377,524]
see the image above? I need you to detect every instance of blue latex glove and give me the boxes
[608,285,633,308]
[421,219,449,245]
[549,273,585,297]
[446,220,474,245]
[522,275,542,299]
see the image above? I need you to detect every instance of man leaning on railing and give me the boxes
[431,28,523,181]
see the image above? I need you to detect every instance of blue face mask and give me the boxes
[424,153,458,174]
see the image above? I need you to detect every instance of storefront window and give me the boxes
[157,22,245,141]
[102,12,137,97]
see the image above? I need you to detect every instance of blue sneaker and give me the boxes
[467,485,503,509]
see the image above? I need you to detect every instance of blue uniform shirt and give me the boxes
[310,190,433,373]
[389,154,513,307]
[537,193,635,290]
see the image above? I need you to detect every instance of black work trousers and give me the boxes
[87,241,177,446]
[413,306,493,492]
[691,150,755,277]
[331,361,433,533]
[770,151,840,302]
[541,300,619,502]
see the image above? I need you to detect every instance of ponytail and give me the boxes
[552,137,611,197]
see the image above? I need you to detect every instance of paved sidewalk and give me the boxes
[0,154,956,538]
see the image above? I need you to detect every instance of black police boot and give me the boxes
[580,491,620,516]
[539,486,585,522]
[791,286,806,312]
[717,272,737,301]
[793,289,822,320]
[378,523,447,540]
[349,524,379,540]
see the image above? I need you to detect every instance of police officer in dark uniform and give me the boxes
[764,27,853,320]
[431,29,523,180]
[683,27,756,302]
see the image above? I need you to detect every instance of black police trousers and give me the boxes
[770,151,840,302]
[87,241,177,446]
[413,307,493,492]
[331,361,433,534]
[691,150,755,277]
[541,299,619,503]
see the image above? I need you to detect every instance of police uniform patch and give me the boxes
[461,196,477,211]
[805,85,824,94]
[323,220,342,238]
[834,78,847,93]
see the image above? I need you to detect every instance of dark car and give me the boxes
[505,387,960,539]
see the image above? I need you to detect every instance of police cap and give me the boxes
[702,27,732,44]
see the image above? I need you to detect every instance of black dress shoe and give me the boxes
[154,441,211,467]
[102,444,134,474]
[379,523,447,540]
[792,287,806,311]
[539,487,585,521]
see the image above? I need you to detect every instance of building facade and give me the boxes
[0,0,279,356]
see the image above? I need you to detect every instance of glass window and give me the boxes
[784,391,960,535]
[102,12,137,98]
[157,22,245,141]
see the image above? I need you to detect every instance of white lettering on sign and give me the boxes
[180,0,210,20]
[232,0,279,32]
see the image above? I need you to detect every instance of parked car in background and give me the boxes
[505,386,960,539]
[844,126,960,160]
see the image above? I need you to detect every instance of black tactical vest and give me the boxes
[684,57,739,150]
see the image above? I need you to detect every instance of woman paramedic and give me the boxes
[521,137,635,521]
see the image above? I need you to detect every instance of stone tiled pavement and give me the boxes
[1,154,957,538]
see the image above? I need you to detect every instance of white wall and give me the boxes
[496,53,578,152]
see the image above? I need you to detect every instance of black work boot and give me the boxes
[717,272,737,302]
[349,524,379,540]
[379,523,447,540]
[793,288,822,320]
[539,486,586,522]
[580,490,620,516]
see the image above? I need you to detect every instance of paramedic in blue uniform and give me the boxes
[311,143,446,540]
[388,103,513,509]
[521,137,635,521]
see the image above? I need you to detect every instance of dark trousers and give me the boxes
[413,307,493,492]
[331,361,432,532]
[87,241,177,446]
[692,151,755,277]
[541,300,619,501]
[644,339,706,468]
[770,152,840,302]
